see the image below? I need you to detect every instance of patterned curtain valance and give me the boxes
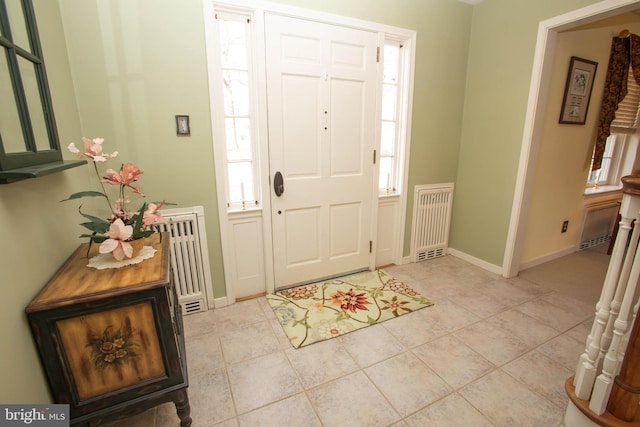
[593,34,640,171]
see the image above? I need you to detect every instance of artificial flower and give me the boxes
[62,137,172,259]
[67,137,118,162]
[143,201,168,226]
[99,218,134,261]
[102,163,145,196]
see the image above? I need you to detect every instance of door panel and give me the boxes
[281,75,321,178]
[329,202,362,258]
[284,207,321,266]
[331,79,366,175]
[266,13,378,288]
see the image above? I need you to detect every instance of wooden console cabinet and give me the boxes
[26,233,191,426]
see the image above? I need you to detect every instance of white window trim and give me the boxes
[204,0,416,299]
[586,133,624,187]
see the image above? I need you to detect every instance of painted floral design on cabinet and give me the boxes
[56,302,166,399]
[87,325,139,369]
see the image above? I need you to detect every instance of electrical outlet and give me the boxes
[562,220,569,233]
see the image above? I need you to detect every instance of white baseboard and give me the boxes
[518,246,576,271]
[214,296,230,308]
[400,250,503,276]
[447,248,503,276]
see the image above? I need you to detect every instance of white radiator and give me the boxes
[157,206,214,315]
[410,183,454,262]
[578,200,620,250]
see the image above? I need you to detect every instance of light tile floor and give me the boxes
[109,255,599,427]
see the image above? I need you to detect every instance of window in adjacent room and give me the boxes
[587,68,640,191]
[0,0,64,173]
[587,134,624,186]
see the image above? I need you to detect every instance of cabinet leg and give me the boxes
[172,389,192,427]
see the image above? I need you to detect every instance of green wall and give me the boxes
[451,0,603,267]
[57,0,473,298]
[58,0,225,296]
[0,0,85,403]
[0,0,618,403]
[0,0,470,401]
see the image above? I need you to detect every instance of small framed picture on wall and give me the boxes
[559,56,598,125]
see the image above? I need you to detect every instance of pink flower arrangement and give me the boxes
[63,137,170,260]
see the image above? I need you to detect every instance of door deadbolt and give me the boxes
[274,171,284,197]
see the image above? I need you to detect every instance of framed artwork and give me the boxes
[559,56,598,124]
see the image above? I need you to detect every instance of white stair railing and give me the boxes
[567,175,640,423]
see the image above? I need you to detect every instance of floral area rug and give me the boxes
[267,269,433,348]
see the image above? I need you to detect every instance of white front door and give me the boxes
[265,13,379,289]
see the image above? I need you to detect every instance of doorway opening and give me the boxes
[504,0,640,278]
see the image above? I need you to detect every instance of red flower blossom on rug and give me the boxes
[331,288,371,313]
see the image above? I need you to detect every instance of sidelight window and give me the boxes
[379,40,409,195]
[212,11,259,210]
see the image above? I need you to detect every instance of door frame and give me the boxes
[503,0,640,278]
[204,0,416,301]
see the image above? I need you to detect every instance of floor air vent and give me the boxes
[157,206,213,315]
[416,247,446,262]
[410,183,454,263]
[579,235,611,250]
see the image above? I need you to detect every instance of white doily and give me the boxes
[87,246,157,270]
